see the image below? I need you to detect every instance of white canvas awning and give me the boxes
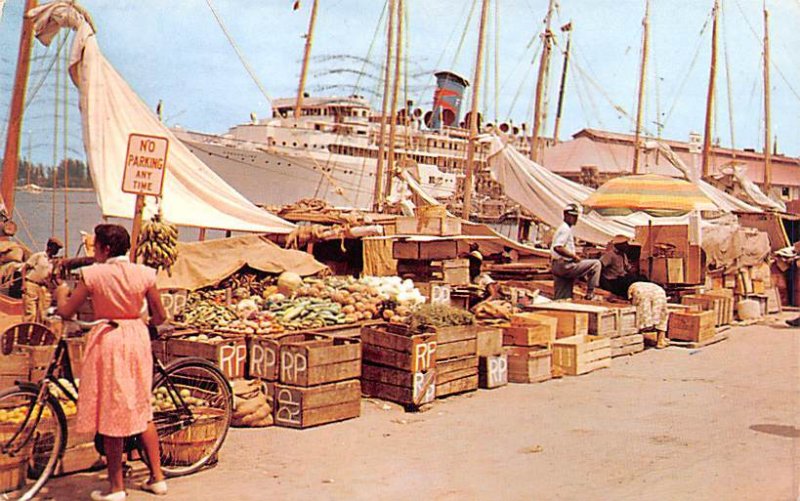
[28,2,295,234]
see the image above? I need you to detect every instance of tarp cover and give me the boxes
[156,234,327,290]
[28,3,296,234]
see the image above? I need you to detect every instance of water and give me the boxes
[12,189,227,255]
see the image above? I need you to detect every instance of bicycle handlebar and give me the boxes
[46,308,112,330]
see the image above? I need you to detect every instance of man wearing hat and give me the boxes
[22,237,63,322]
[600,234,645,298]
[550,204,601,300]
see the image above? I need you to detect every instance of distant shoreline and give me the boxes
[16,185,94,193]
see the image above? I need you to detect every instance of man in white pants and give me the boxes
[550,204,601,300]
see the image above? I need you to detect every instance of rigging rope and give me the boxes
[205,0,273,106]
[352,0,387,97]
[721,0,736,151]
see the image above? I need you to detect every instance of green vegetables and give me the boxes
[407,304,475,332]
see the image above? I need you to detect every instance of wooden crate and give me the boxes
[475,327,503,357]
[361,324,437,373]
[434,325,478,362]
[273,379,361,429]
[506,346,552,383]
[478,354,508,389]
[361,363,436,407]
[435,356,478,398]
[681,294,725,327]
[392,239,469,260]
[522,308,589,338]
[766,287,782,314]
[279,337,361,387]
[0,351,29,389]
[249,333,330,381]
[610,334,644,357]
[573,300,636,336]
[668,311,716,342]
[166,334,248,380]
[551,335,611,376]
[442,259,470,285]
[395,216,462,236]
[700,290,734,325]
[414,281,451,305]
[502,324,555,347]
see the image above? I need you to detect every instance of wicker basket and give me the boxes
[161,408,225,466]
[0,422,33,494]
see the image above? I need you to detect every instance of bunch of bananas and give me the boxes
[136,214,178,272]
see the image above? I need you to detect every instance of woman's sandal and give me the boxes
[90,490,127,501]
[137,479,168,496]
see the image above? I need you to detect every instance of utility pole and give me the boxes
[1,0,38,219]
[529,0,556,162]
[294,0,319,120]
[701,0,719,180]
[552,22,573,145]
[383,0,404,202]
[372,0,395,211]
[462,0,490,220]
[762,3,772,193]
[632,0,650,174]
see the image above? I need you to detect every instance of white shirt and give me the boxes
[25,251,53,284]
[551,222,575,260]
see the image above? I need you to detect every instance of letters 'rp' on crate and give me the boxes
[361,363,436,407]
[361,323,437,373]
[273,379,361,429]
[478,354,508,389]
[248,333,330,381]
[279,337,361,387]
[551,335,611,376]
[166,333,248,380]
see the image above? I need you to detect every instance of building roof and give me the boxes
[542,128,800,187]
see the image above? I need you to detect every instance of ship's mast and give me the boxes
[294,0,319,120]
[383,0,404,202]
[701,0,719,179]
[1,0,38,219]
[462,0,490,219]
[762,2,772,193]
[632,0,650,174]
[372,0,396,211]
[529,0,556,162]
[552,22,572,145]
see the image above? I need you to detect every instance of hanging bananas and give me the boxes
[136,214,179,272]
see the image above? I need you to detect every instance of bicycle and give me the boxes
[0,318,233,501]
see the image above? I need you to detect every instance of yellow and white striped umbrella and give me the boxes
[583,174,717,217]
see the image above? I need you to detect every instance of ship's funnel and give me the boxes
[430,71,469,130]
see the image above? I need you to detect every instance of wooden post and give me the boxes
[462,0,490,220]
[294,0,319,120]
[129,194,145,261]
[372,0,396,211]
[632,0,650,174]
[529,0,556,162]
[198,228,207,241]
[762,4,772,193]
[383,0,404,202]
[552,22,572,145]
[1,0,38,218]
[701,0,719,180]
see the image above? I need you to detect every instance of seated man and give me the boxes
[550,204,601,300]
[600,235,646,298]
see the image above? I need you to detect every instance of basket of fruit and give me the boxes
[0,409,34,492]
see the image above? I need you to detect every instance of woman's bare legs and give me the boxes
[139,421,165,483]
[102,436,125,493]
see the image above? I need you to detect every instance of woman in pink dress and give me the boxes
[56,224,168,500]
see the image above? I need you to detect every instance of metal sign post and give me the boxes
[121,133,169,260]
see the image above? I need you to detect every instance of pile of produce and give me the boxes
[406,304,474,331]
[49,378,79,417]
[136,213,179,273]
[177,274,426,335]
[151,386,210,412]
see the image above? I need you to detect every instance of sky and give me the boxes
[1,0,799,166]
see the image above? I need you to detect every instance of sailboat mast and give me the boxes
[762,3,772,193]
[462,0,490,219]
[632,0,650,174]
[294,0,319,120]
[1,0,38,218]
[553,22,572,145]
[383,0,404,201]
[701,0,719,179]
[372,0,396,211]
[529,0,556,162]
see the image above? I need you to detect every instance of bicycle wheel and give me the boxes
[148,358,232,476]
[0,385,66,501]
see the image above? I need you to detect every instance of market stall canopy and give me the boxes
[28,2,296,234]
[156,234,327,291]
[582,174,718,217]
